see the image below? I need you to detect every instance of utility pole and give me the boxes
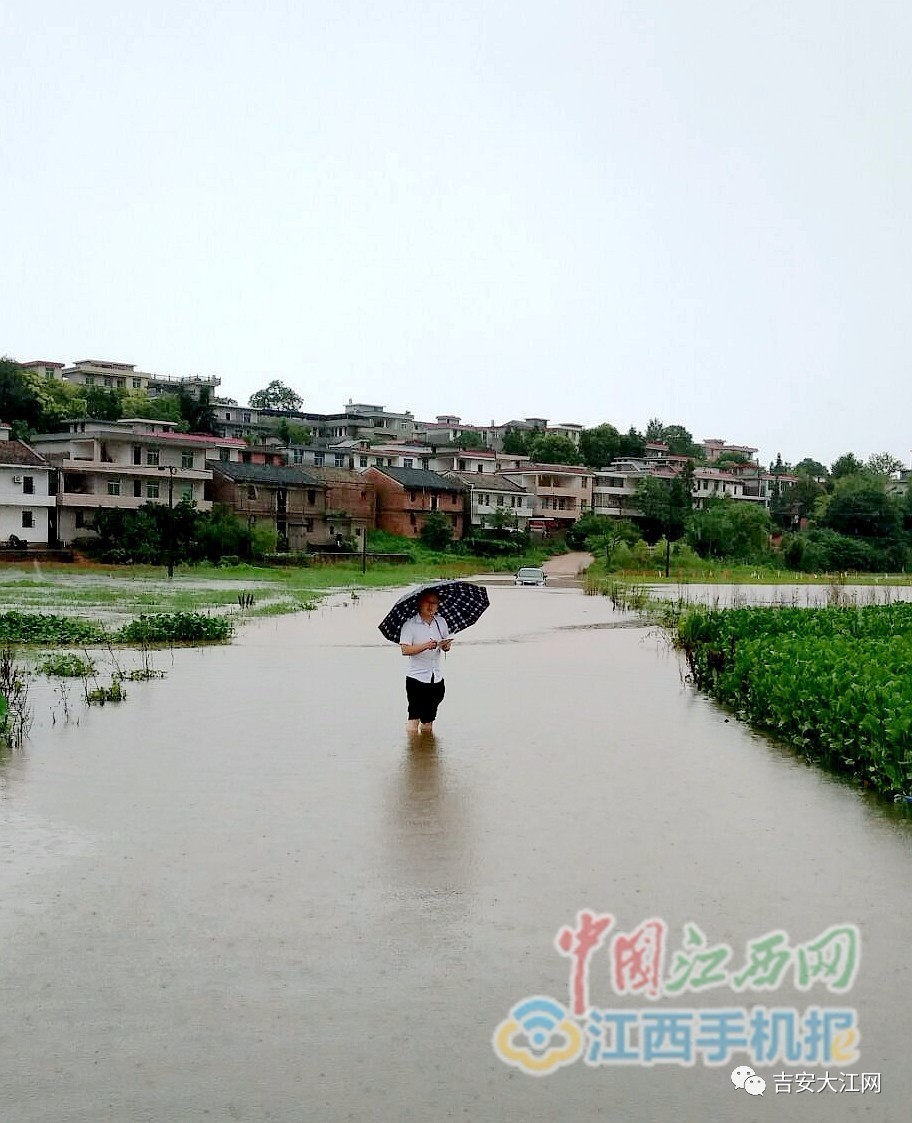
[158,465,177,579]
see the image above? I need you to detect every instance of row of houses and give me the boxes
[0,411,794,550]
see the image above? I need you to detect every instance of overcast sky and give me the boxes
[3,1,911,466]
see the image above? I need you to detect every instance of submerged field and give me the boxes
[673,602,912,798]
[0,556,504,624]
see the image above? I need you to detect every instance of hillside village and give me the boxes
[0,355,858,552]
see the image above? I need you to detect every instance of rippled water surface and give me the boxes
[2,583,910,1121]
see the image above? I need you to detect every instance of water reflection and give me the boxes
[385,735,473,936]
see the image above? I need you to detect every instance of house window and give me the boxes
[132,378,142,389]
[75,511,86,528]
[108,480,121,496]
[304,518,314,531]
[410,513,417,526]
[21,511,34,529]
[133,446,142,465]
[387,459,394,467]
[458,459,467,470]
[243,412,251,423]
[182,488,192,502]
[359,456,368,468]
[497,495,504,506]
[477,464,483,473]
[334,454,345,467]
[22,476,34,494]
[104,376,113,387]
[404,459,413,469]
[422,459,429,470]
[146,448,160,466]
[247,486,257,500]
[314,453,325,467]
[409,491,416,502]
[307,489,316,505]
[181,451,194,469]
[134,480,142,498]
[219,448,229,462]
[147,481,160,499]
[117,378,125,389]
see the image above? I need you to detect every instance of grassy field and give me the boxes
[584,556,912,587]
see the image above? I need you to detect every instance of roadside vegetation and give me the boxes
[670,602,912,799]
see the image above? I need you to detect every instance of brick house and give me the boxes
[301,466,376,545]
[209,462,329,550]
[365,466,465,539]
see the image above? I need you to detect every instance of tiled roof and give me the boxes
[303,465,368,485]
[446,471,527,493]
[211,462,322,487]
[0,440,50,468]
[372,466,463,492]
[506,462,590,474]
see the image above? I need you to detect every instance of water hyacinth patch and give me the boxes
[673,603,912,798]
[115,613,233,645]
[0,612,106,646]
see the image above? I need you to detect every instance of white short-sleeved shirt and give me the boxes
[399,613,450,683]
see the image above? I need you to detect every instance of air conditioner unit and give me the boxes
[12,475,21,484]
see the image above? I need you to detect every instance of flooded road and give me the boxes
[2,583,911,1121]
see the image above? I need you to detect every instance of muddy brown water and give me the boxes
[2,584,911,1121]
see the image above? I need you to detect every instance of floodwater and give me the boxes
[2,583,912,1122]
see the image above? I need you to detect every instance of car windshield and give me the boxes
[518,568,542,576]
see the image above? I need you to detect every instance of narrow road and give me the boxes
[542,550,594,577]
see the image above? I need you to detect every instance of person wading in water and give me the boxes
[399,591,452,734]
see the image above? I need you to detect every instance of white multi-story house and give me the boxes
[30,419,216,543]
[592,460,652,518]
[443,471,531,529]
[431,449,530,476]
[57,359,220,400]
[0,423,55,545]
[498,463,592,531]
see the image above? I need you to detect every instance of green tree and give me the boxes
[0,358,44,436]
[275,418,313,445]
[661,424,701,458]
[686,499,772,560]
[248,380,303,411]
[636,463,694,572]
[830,452,865,479]
[617,427,646,458]
[527,433,581,464]
[865,451,904,477]
[84,388,123,421]
[794,457,828,478]
[120,391,182,423]
[179,387,218,434]
[420,511,453,550]
[820,475,902,540]
[501,427,532,455]
[645,417,665,441]
[578,423,621,468]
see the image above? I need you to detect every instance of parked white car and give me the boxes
[514,567,547,586]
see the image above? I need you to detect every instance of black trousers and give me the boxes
[406,676,446,723]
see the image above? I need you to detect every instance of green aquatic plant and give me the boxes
[39,652,96,678]
[115,612,233,645]
[672,603,912,798]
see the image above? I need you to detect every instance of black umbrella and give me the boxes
[378,580,490,643]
